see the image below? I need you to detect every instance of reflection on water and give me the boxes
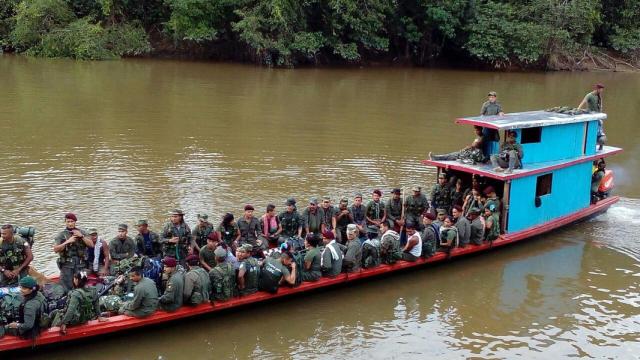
[1,55,639,358]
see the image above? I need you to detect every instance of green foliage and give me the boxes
[165,0,233,42]
[600,0,640,53]
[11,0,76,50]
[105,22,151,56]
[0,0,19,47]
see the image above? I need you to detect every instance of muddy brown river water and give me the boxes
[1,55,639,359]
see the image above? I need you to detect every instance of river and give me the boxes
[1,55,639,359]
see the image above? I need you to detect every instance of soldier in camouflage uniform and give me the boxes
[319,196,338,235]
[483,205,500,242]
[349,194,367,239]
[51,271,101,333]
[278,198,303,243]
[480,91,504,156]
[482,186,502,219]
[183,255,211,305]
[578,84,606,149]
[405,187,429,230]
[161,209,192,263]
[53,213,94,293]
[301,198,323,237]
[385,188,404,232]
[158,257,184,312]
[491,130,524,173]
[0,224,33,286]
[365,190,386,239]
[191,214,214,252]
[135,220,162,258]
[109,224,136,275]
[237,205,262,251]
[209,247,236,301]
[429,126,486,164]
[216,213,240,249]
[379,221,402,264]
[335,198,354,244]
[430,174,452,215]
[236,244,260,296]
[199,232,220,272]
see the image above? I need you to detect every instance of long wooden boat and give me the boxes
[0,110,621,352]
[0,196,619,352]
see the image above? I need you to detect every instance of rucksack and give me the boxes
[143,257,163,290]
[42,283,66,312]
[292,251,305,286]
[362,239,380,268]
[0,292,23,324]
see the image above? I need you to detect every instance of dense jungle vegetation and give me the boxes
[0,0,638,69]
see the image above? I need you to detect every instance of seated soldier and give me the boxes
[236,244,260,296]
[591,159,607,203]
[0,224,33,286]
[433,208,446,227]
[52,271,103,334]
[209,246,236,302]
[258,250,297,294]
[420,212,439,258]
[379,221,402,264]
[429,126,486,164]
[361,224,381,269]
[302,234,322,282]
[158,257,184,312]
[118,267,158,318]
[491,130,524,173]
[3,276,47,339]
[109,224,136,275]
[402,222,422,262]
[342,224,362,273]
[468,208,485,245]
[320,231,344,277]
[183,255,210,305]
[439,216,459,249]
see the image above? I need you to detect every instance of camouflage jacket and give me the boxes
[278,211,302,237]
[54,228,89,264]
[0,235,29,271]
[60,287,99,325]
[135,231,162,257]
[191,223,214,249]
[430,184,451,209]
[385,198,403,222]
[404,194,429,218]
[161,222,192,260]
[209,262,236,301]
[109,236,136,261]
[365,200,385,222]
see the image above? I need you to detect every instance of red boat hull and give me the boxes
[0,196,618,352]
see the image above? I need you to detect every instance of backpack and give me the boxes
[143,257,163,290]
[0,292,23,324]
[42,283,66,312]
[381,232,402,265]
[292,251,305,286]
[421,225,439,258]
[258,259,283,294]
[362,239,380,268]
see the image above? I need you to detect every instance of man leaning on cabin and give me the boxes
[578,83,606,150]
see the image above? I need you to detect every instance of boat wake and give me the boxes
[588,197,640,261]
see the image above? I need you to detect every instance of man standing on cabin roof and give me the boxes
[278,198,303,244]
[578,83,606,150]
[405,186,429,230]
[491,130,524,174]
[335,198,353,244]
[349,193,367,240]
[431,174,452,215]
[135,220,162,258]
[365,190,386,240]
[302,198,323,236]
[0,224,33,286]
[237,204,262,251]
[109,224,136,275]
[481,91,505,157]
[53,213,93,292]
[161,209,192,263]
[452,205,471,247]
[191,214,214,253]
[468,207,485,245]
[320,196,339,235]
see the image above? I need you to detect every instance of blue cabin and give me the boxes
[424,110,621,234]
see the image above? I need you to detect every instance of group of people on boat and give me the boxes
[0,85,609,341]
[0,171,507,340]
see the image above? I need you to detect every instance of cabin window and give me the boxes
[521,127,542,144]
[536,173,553,197]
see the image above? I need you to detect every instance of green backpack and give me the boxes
[0,292,23,325]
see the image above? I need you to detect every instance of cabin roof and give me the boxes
[456,110,607,130]
[421,146,622,181]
